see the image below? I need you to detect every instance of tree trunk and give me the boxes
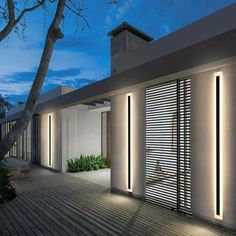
[0,0,65,159]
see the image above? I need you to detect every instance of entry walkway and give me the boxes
[66,168,110,188]
[0,167,235,235]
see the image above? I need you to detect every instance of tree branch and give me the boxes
[65,2,90,30]
[0,0,15,42]
[15,0,46,25]
[0,0,46,42]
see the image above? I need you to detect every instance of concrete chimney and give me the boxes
[108,22,153,75]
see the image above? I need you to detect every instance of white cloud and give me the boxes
[105,15,112,26]
[44,66,107,89]
[104,0,134,26]
[0,79,32,96]
[0,45,108,82]
[0,36,43,75]
[116,1,133,20]
[49,50,109,81]
[162,24,171,34]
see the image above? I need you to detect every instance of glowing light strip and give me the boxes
[48,115,52,167]
[127,94,132,191]
[215,72,223,220]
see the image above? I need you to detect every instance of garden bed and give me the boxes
[67,154,107,173]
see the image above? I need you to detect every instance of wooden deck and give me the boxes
[0,167,235,236]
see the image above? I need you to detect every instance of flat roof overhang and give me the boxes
[1,27,236,124]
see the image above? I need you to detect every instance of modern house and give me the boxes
[1,2,236,230]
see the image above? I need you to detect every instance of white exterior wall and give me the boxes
[191,70,215,219]
[223,65,236,229]
[191,63,236,229]
[111,88,146,198]
[39,104,108,172]
[61,105,103,172]
[40,110,62,171]
[110,62,236,229]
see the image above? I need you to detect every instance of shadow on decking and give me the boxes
[0,165,235,236]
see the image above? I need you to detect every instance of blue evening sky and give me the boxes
[0,0,235,105]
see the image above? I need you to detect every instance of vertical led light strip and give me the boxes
[127,94,131,191]
[48,115,52,167]
[215,72,223,219]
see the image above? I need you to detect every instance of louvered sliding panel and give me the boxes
[146,78,191,214]
[178,79,191,214]
[146,81,178,209]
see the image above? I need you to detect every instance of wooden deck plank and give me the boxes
[24,180,131,231]
[19,197,66,236]
[0,204,21,235]
[4,202,36,235]
[13,181,92,235]
[24,180,156,235]
[18,172,236,235]
[0,212,10,236]
[16,180,117,236]
[12,196,56,236]
[0,167,235,236]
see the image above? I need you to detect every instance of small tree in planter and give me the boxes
[0,160,16,204]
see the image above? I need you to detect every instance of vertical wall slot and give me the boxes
[49,115,52,167]
[128,95,131,191]
[216,75,220,217]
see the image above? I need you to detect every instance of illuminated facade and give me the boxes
[1,3,236,230]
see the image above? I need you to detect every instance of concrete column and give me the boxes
[111,88,146,198]
[191,63,236,229]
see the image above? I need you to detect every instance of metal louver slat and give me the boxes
[146,78,191,214]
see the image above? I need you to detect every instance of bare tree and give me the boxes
[0,0,68,158]
[0,0,122,159]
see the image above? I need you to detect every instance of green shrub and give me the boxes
[0,159,16,204]
[66,159,80,173]
[67,154,107,172]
